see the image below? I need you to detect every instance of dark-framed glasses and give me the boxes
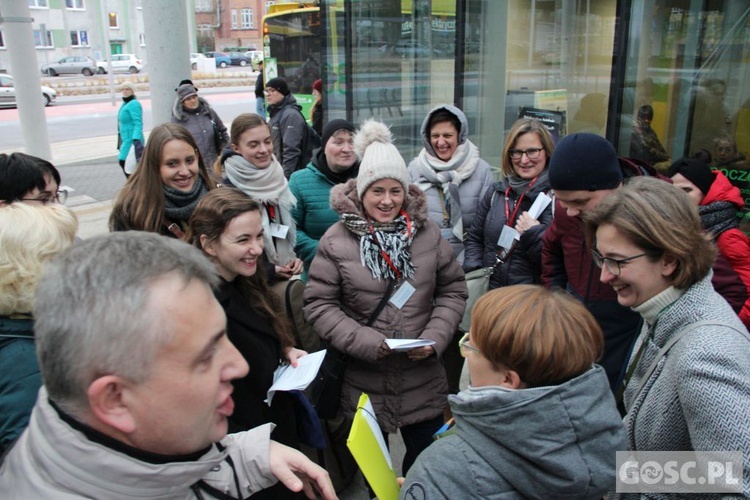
[20,189,68,205]
[591,249,649,276]
[508,147,543,160]
[458,331,481,357]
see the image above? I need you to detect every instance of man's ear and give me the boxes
[502,369,525,390]
[87,375,136,434]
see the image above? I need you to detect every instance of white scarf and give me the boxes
[224,154,297,266]
[414,140,480,240]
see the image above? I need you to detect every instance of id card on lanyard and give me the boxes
[266,202,290,239]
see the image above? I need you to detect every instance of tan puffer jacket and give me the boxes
[303,179,467,432]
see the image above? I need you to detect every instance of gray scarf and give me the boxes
[699,201,740,239]
[163,176,207,222]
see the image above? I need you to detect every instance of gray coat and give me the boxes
[614,273,750,498]
[171,96,228,169]
[267,94,308,179]
[401,366,627,499]
[408,105,495,259]
[303,179,467,432]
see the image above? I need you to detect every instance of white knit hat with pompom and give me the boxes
[354,119,409,199]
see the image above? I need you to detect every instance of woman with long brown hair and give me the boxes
[188,187,306,499]
[109,123,214,238]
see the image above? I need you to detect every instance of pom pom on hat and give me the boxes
[548,133,622,191]
[354,119,409,199]
[265,77,290,96]
[176,83,198,103]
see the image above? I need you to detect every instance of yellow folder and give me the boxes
[346,393,400,500]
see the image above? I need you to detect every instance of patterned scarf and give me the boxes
[224,154,297,265]
[414,140,480,239]
[341,212,416,281]
[163,175,207,222]
[699,201,739,239]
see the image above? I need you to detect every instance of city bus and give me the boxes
[262,3,321,118]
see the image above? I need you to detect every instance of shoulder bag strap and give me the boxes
[627,320,748,414]
[366,280,397,327]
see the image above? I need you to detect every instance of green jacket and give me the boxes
[0,316,39,453]
[289,161,343,281]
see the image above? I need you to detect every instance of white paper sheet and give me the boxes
[527,192,552,220]
[383,338,436,351]
[265,349,326,406]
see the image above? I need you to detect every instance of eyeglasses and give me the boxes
[20,189,68,205]
[508,148,543,160]
[458,332,480,357]
[591,249,649,276]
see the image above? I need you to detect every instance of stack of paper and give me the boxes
[384,338,436,351]
[265,349,326,405]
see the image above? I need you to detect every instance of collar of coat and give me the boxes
[329,178,429,229]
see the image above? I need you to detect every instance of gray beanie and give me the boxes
[176,84,198,103]
[354,120,409,199]
[548,133,622,191]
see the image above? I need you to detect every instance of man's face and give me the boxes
[265,87,283,106]
[554,187,618,218]
[124,276,248,455]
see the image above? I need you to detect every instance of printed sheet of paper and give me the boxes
[266,349,326,405]
[383,338,436,351]
[527,192,552,220]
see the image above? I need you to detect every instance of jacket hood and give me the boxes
[329,178,429,228]
[449,365,626,497]
[702,170,744,209]
[171,95,210,122]
[420,104,469,156]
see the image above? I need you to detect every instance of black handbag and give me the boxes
[310,280,396,420]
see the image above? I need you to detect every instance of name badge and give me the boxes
[269,223,290,239]
[389,281,415,309]
[497,225,520,250]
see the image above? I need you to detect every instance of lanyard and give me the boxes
[265,202,277,222]
[504,176,538,227]
[368,210,412,280]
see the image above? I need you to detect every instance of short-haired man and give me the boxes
[542,133,746,393]
[0,232,335,499]
[266,77,316,178]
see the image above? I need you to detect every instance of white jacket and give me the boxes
[0,387,277,499]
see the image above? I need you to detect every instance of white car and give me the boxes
[96,54,144,74]
[190,53,205,70]
[0,74,57,107]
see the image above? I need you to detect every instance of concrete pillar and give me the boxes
[0,0,52,160]
[142,0,192,125]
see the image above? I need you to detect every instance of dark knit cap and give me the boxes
[548,133,622,191]
[667,157,715,195]
[265,77,290,96]
[176,84,198,102]
[321,119,356,147]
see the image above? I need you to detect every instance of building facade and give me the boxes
[195,0,272,52]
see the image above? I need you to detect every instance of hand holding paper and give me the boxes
[266,349,326,406]
[383,338,436,351]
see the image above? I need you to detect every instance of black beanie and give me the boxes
[667,157,715,195]
[321,119,356,147]
[548,133,622,191]
[265,77,290,96]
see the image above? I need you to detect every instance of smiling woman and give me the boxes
[109,123,214,237]
[583,177,750,490]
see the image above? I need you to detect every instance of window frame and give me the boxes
[33,28,54,48]
[28,0,49,9]
[65,0,85,10]
[70,30,89,47]
[241,8,254,29]
[108,12,119,29]
[231,9,238,30]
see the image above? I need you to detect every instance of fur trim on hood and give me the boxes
[329,178,429,228]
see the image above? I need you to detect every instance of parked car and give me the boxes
[0,74,56,107]
[96,54,143,74]
[40,56,97,77]
[190,52,206,70]
[227,51,252,67]
[204,51,231,68]
[244,50,263,70]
